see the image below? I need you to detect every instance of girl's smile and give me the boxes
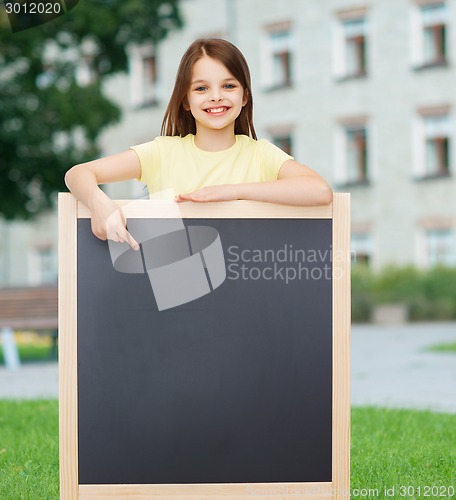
[204,106,231,116]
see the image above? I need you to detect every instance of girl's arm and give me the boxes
[64,150,141,249]
[175,160,333,206]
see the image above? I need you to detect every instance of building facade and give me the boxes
[1,0,455,286]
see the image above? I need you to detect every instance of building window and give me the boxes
[261,23,293,90]
[414,110,451,178]
[335,121,369,186]
[423,5,447,64]
[411,2,448,68]
[425,114,450,176]
[39,247,54,283]
[351,230,372,265]
[29,246,56,285]
[347,127,368,182]
[426,228,455,266]
[271,31,292,87]
[344,18,367,77]
[334,9,368,80]
[272,134,293,156]
[128,44,159,108]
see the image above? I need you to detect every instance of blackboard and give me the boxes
[59,195,350,499]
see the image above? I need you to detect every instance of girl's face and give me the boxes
[185,56,247,134]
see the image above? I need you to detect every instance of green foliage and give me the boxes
[0,0,183,219]
[352,264,456,322]
[0,342,56,365]
[351,264,374,322]
[372,264,425,304]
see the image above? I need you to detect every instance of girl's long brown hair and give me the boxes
[161,38,257,139]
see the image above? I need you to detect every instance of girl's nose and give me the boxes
[210,93,222,102]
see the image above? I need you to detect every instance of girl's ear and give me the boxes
[242,88,249,107]
[182,97,190,111]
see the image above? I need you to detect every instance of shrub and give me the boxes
[351,264,374,322]
[351,264,456,322]
[371,264,425,304]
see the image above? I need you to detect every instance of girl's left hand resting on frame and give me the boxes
[175,184,238,203]
[175,159,333,206]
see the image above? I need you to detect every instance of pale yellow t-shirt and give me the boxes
[130,134,293,198]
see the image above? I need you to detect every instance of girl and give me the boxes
[65,38,333,251]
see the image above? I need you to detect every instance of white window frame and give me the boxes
[410,1,448,67]
[351,230,372,264]
[261,23,294,89]
[416,223,455,267]
[128,43,160,108]
[412,108,451,178]
[334,119,370,186]
[28,245,56,286]
[427,228,454,266]
[333,8,368,79]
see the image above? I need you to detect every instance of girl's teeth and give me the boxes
[207,107,226,113]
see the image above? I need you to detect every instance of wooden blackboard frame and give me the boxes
[58,193,350,499]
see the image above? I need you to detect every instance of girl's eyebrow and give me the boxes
[191,77,237,84]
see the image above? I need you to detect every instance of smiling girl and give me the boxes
[65,38,333,250]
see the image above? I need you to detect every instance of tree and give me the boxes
[0,0,182,219]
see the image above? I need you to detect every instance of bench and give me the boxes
[0,286,58,369]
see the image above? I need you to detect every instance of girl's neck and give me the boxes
[193,126,236,152]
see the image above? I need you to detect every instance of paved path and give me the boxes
[0,322,455,413]
[351,322,456,414]
[0,361,58,400]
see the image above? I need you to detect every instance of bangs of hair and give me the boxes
[161,38,257,139]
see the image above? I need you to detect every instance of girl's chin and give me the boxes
[196,122,233,132]
[195,118,235,130]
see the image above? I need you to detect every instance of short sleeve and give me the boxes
[129,139,160,187]
[257,139,294,181]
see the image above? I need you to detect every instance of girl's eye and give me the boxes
[195,86,207,91]
[224,84,235,89]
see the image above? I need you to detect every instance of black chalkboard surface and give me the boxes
[77,217,333,485]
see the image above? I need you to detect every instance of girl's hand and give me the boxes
[90,196,139,251]
[64,151,141,250]
[175,184,240,203]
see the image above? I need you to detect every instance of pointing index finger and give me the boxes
[124,229,140,251]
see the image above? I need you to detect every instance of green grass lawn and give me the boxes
[351,407,456,498]
[0,400,59,499]
[426,341,456,353]
[0,402,455,499]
